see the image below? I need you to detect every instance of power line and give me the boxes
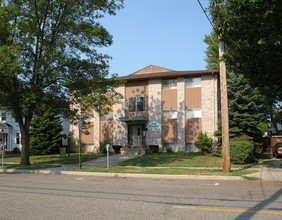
[196,0,215,29]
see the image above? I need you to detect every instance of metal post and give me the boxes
[78,120,82,169]
[106,144,110,170]
[1,145,4,167]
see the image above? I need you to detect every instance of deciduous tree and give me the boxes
[0,0,123,165]
[208,0,282,102]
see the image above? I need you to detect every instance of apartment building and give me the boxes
[70,65,219,152]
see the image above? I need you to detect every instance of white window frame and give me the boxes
[185,77,201,88]
[1,112,6,121]
[163,110,177,119]
[162,79,177,90]
[185,108,202,118]
[16,132,21,145]
[100,112,113,122]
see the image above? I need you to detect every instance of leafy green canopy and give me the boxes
[208,0,282,103]
[0,0,123,165]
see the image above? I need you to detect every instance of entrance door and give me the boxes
[132,125,142,147]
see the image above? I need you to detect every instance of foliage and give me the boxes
[12,147,20,154]
[230,140,255,164]
[195,132,214,153]
[149,145,159,153]
[112,145,122,154]
[29,105,63,155]
[203,30,219,70]
[100,139,109,154]
[208,0,282,102]
[227,72,266,143]
[166,147,173,153]
[0,0,123,165]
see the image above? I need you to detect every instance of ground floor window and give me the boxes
[16,132,20,145]
[185,143,201,152]
[163,110,177,119]
[185,108,202,118]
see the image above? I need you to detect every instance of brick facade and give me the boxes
[70,65,219,152]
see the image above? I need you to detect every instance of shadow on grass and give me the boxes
[1,164,59,170]
[118,152,210,167]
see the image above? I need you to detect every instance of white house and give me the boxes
[0,108,22,151]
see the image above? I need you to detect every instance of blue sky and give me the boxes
[98,0,213,77]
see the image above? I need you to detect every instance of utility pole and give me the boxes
[219,39,230,172]
[217,1,230,172]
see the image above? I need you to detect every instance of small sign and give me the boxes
[60,147,66,157]
[78,120,82,130]
[148,121,160,131]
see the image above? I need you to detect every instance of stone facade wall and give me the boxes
[113,84,127,146]
[177,77,185,151]
[201,74,218,138]
[146,79,162,148]
[93,110,100,151]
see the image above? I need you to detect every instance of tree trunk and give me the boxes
[20,126,30,166]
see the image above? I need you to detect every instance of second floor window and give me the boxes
[162,79,177,90]
[185,108,202,118]
[163,110,177,119]
[129,97,145,112]
[1,112,6,121]
[185,77,201,88]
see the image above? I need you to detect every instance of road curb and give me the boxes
[0,169,243,181]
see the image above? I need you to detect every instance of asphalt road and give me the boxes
[0,173,281,220]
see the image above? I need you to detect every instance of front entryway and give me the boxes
[128,124,145,148]
[131,125,142,147]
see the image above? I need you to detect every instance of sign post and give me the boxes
[0,132,4,166]
[78,120,82,169]
[106,144,110,170]
[1,144,3,167]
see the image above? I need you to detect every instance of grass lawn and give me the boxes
[2,153,105,165]
[117,152,263,168]
[1,164,60,170]
[72,166,257,177]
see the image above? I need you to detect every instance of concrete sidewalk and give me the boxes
[1,155,281,182]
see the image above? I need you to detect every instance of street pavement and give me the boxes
[1,155,282,182]
[1,173,282,220]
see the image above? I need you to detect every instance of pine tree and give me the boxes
[227,72,265,143]
[29,106,63,155]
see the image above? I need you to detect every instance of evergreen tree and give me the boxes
[227,72,265,143]
[29,106,63,155]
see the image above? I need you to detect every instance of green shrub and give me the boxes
[112,145,122,154]
[100,140,109,154]
[149,145,159,153]
[230,140,255,164]
[195,132,214,153]
[166,147,173,153]
[12,147,20,154]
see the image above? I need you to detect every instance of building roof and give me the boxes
[116,65,219,82]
